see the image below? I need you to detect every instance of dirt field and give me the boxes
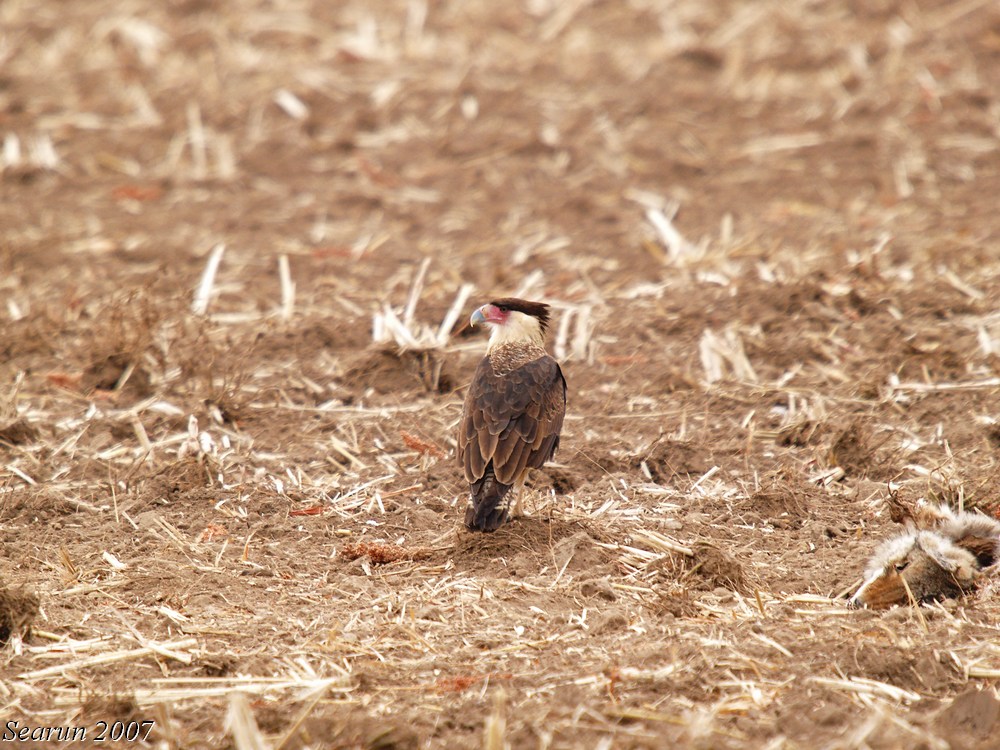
[3,0,1000,747]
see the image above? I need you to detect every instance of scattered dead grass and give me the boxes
[3,0,1000,747]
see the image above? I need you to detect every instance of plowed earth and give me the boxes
[3,1,1000,748]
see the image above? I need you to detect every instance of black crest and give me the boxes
[489,298,551,332]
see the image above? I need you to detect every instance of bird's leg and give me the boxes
[508,478,527,519]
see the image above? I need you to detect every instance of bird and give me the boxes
[457,298,567,532]
[848,506,1000,609]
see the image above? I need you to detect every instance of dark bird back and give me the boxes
[458,299,566,532]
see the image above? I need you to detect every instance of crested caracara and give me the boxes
[458,298,567,532]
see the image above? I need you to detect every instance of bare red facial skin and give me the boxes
[479,304,508,325]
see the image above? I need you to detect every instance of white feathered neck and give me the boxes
[486,310,545,352]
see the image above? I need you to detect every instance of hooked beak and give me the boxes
[470,307,487,327]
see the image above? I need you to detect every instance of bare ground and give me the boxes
[3,0,1000,748]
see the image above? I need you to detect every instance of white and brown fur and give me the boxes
[848,504,1000,609]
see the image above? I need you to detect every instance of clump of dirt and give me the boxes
[572,445,629,481]
[763,279,829,319]
[639,438,715,480]
[297,713,421,750]
[451,519,609,577]
[80,695,143,723]
[650,366,698,393]
[141,458,216,503]
[76,290,165,400]
[966,471,1000,519]
[658,542,748,592]
[534,465,578,494]
[777,419,825,447]
[694,542,748,591]
[161,319,259,422]
[829,419,897,480]
[829,639,954,695]
[647,586,698,618]
[0,586,39,643]
[742,470,814,528]
[7,1,1000,747]
[0,488,78,522]
[900,337,970,383]
[578,577,617,601]
[0,317,56,359]
[984,422,1000,450]
[81,353,153,399]
[590,607,630,634]
[253,319,365,360]
[198,653,239,677]
[0,418,39,445]
[933,688,1000,749]
[551,529,611,576]
[344,348,456,394]
[747,488,809,528]
[774,695,855,745]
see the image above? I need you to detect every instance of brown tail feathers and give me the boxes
[465,464,513,532]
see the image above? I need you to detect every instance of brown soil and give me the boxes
[3,0,1000,747]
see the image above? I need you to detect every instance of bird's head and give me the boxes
[470,298,551,349]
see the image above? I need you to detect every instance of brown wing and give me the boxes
[458,355,566,485]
